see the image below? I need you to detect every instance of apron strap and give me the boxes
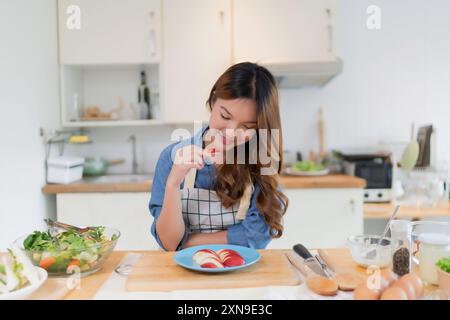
[184,168,197,189]
[183,167,253,220]
[235,183,254,220]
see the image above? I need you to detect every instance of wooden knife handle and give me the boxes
[107,159,126,166]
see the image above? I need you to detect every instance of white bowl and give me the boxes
[0,267,48,300]
[347,235,398,268]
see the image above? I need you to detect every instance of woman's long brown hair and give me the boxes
[206,62,288,238]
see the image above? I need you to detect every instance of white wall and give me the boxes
[280,0,450,165]
[65,0,450,174]
[63,125,177,175]
[0,0,60,250]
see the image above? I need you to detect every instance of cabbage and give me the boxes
[10,244,40,285]
[1,256,19,292]
[0,247,40,294]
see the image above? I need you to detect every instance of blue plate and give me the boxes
[173,244,261,273]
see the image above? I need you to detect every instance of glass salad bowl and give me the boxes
[14,226,120,277]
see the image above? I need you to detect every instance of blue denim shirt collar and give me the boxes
[192,124,209,147]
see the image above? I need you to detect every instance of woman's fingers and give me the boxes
[175,145,204,166]
[195,163,204,170]
[202,147,216,165]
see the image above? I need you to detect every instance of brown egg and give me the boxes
[392,280,416,300]
[353,283,380,300]
[366,268,394,291]
[399,274,424,298]
[380,286,409,300]
[380,268,398,285]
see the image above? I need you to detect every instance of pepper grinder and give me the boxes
[390,219,412,276]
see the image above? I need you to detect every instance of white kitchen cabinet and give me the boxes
[232,0,336,63]
[267,188,364,249]
[161,0,232,123]
[55,188,362,250]
[58,0,161,64]
[56,193,159,250]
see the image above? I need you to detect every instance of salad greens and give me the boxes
[292,161,325,172]
[22,226,118,274]
[437,257,450,273]
[0,245,40,295]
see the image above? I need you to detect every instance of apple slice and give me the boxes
[198,256,224,268]
[193,249,224,268]
[217,249,245,267]
[193,249,219,263]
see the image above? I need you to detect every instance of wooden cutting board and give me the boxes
[126,250,301,292]
[317,248,366,275]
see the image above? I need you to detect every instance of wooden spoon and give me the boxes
[286,252,338,296]
[317,249,364,291]
[334,273,363,291]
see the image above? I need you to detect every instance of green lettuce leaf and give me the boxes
[437,257,450,273]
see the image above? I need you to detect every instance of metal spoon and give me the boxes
[365,205,400,259]
[114,264,134,276]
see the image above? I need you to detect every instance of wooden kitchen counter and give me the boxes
[42,180,152,194]
[24,248,438,299]
[364,202,450,220]
[42,174,366,194]
[280,174,366,189]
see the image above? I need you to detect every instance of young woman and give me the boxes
[149,62,288,251]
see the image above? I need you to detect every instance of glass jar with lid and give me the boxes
[411,220,450,285]
[416,233,450,285]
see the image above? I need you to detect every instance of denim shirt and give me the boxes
[148,126,272,251]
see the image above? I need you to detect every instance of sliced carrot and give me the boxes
[39,256,56,270]
[68,259,80,267]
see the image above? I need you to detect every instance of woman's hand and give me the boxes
[167,145,205,187]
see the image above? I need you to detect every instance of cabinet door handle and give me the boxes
[327,25,333,52]
[349,199,355,215]
[326,8,333,52]
[149,11,156,56]
[149,29,156,56]
[219,10,225,24]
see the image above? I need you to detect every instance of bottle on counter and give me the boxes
[71,93,83,121]
[390,220,412,276]
[138,71,151,119]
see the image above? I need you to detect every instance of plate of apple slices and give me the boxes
[173,244,261,273]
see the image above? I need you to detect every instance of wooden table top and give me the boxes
[15,248,438,300]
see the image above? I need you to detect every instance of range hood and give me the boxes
[261,58,343,88]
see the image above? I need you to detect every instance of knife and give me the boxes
[315,253,335,278]
[292,244,333,278]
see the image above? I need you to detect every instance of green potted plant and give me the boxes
[436,257,450,290]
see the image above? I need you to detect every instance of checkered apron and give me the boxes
[181,168,253,233]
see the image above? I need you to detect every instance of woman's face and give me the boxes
[207,97,257,151]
